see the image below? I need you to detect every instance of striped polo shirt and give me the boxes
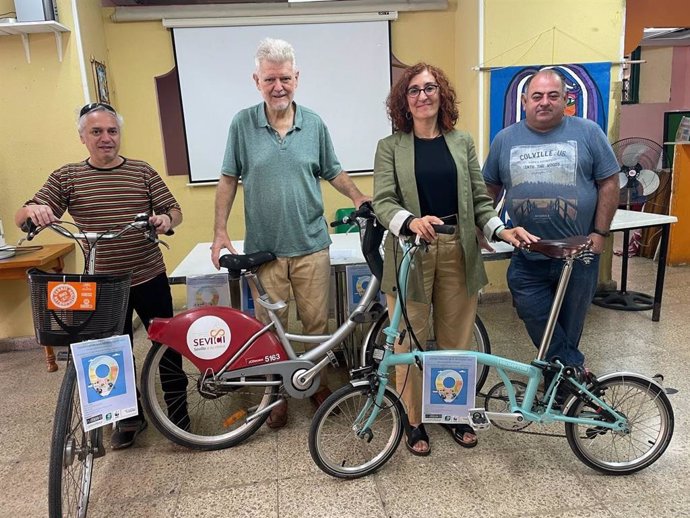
[27,158,181,286]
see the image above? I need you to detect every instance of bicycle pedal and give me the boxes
[468,408,491,431]
[57,351,69,362]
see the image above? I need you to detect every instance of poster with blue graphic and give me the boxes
[71,335,137,431]
[240,276,256,316]
[345,264,385,312]
[422,352,477,424]
[489,62,611,143]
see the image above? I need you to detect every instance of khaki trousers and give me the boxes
[250,248,331,385]
[387,232,478,425]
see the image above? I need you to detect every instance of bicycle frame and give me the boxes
[147,214,386,400]
[357,238,637,438]
[24,216,158,518]
[245,268,384,386]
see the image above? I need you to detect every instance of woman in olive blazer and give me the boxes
[373,63,535,456]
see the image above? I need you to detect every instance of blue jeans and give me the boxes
[507,252,599,367]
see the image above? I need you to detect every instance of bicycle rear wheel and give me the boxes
[49,362,99,518]
[564,373,674,475]
[361,312,490,393]
[141,343,279,450]
[309,383,405,479]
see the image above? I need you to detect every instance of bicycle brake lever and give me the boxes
[145,230,170,249]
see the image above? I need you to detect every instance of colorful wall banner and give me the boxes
[489,63,611,143]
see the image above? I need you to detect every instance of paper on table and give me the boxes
[330,249,359,261]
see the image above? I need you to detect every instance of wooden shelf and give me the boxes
[0,21,70,63]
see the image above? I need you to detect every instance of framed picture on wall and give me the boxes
[91,59,110,104]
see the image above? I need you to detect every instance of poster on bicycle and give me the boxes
[70,335,138,432]
[421,352,476,424]
[186,273,231,309]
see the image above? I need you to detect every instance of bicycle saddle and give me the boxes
[523,236,592,259]
[219,251,276,279]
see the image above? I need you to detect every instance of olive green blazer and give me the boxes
[372,129,500,303]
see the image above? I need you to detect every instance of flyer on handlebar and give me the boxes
[70,335,138,432]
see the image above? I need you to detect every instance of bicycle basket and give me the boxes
[27,268,131,347]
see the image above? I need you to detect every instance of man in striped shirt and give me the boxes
[15,102,187,450]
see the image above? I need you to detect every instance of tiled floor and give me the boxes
[1,251,689,517]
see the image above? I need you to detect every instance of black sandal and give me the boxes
[405,424,431,457]
[442,423,478,448]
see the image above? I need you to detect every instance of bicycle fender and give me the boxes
[562,371,666,414]
[595,371,666,392]
[147,306,287,373]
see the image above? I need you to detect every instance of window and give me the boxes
[622,47,641,104]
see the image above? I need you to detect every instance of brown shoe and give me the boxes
[266,400,288,429]
[310,387,332,408]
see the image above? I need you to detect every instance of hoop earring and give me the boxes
[405,112,411,120]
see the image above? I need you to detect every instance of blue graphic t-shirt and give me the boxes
[483,117,618,256]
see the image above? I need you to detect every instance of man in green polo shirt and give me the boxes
[211,37,369,429]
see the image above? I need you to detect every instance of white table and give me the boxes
[600,209,677,322]
[169,233,514,331]
[170,233,368,284]
[169,209,677,321]
[169,233,514,284]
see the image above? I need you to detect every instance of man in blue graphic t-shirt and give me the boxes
[483,69,619,381]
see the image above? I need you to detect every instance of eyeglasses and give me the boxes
[79,102,116,117]
[406,84,439,97]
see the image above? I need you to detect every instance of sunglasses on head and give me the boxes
[79,102,115,117]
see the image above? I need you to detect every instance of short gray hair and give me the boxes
[77,105,124,134]
[255,38,297,72]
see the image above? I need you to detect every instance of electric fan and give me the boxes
[592,137,664,312]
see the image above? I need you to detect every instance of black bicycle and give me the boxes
[23,214,164,518]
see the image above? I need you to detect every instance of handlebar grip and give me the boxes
[329,201,375,227]
[20,218,37,234]
[431,224,455,235]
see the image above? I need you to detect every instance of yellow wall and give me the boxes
[0,0,625,339]
[78,0,111,104]
[0,0,84,339]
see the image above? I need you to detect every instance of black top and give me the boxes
[413,135,459,220]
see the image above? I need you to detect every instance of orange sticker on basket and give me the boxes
[47,281,97,311]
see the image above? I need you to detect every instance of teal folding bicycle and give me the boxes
[309,223,674,479]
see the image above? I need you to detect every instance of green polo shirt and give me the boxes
[221,102,343,256]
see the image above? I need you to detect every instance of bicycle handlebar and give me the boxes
[21,213,172,246]
[431,224,455,235]
[329,201,376,228]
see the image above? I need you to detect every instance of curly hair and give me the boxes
[386,63,459,133]
[255,38,297,72]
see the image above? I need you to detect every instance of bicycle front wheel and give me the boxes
[565,373,674,475]
[49,362,97,518]
[309,383,405,479]
[361,312,491,394]
[141,343,279,450]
